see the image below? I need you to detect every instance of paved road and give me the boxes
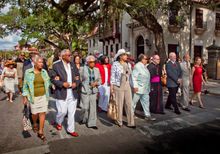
[0,82,220,154]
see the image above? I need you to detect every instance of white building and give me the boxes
[87,1,220,63]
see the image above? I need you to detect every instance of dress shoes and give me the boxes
[88,126,98,130]
[165,106,173,110]
[67,132,79,137]
[127,125,136,129]
[182,108,190,112]
[145,116,156,121]
[56,124,62,131]
[174,110,181,115]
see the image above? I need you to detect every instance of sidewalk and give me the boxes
[203,79,220,95]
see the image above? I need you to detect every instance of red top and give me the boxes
[95,63,111,85]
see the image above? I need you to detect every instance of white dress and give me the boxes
[1,68,17,93]
[98,67,110,111]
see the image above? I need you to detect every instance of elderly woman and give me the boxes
[80,55,101,129]
[1,60,18,103]
[96,55,111,112]
[110,49,135,128]
[22,55,50,141]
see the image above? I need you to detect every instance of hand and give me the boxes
[54,76,60,80]
[75,76,80,80]
[23,97,28,105]
[63,82,70,88]
[110,87,114,94]
[72,82,77,88]
[133,88,138,93]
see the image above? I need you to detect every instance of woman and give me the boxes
[80,55,101,129]
[1,60,18,103]
[110,49,135,128]
[22,55,51,141]
[74,55,84,108]
[190,57,205,108]
[96,55,111,112]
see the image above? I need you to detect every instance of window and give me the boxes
[168,44,179,58]
[106,46,109,55]
[194,46,203,60]
[110,45,113,52]
[93,39,95,47]
[216,13,220,30]
[169,9,178,25]
[195,9,203,28]
[115,44,119,53]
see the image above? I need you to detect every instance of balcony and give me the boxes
[168,24,181,33]
[99,28,120,42]
[194,21,207,35]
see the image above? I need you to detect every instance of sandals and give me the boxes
[37,133,46,141]
[33,125,39,133]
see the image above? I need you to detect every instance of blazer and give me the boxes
[166,61,182,88]
[131,62,150,94]
[180,61,191,86]
[95,63,111,85]
[51,60,81,100]
[110,61,132,87]
[81,65,101,95]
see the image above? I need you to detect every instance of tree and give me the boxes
[0,0,100,52]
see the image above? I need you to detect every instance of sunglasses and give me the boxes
[89,61,95,63]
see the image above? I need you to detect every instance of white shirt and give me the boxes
[104,66,108,86]
[62,60,74,100]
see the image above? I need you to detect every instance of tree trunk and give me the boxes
[154,31,167,65]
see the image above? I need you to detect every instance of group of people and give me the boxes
[0,48,207,142]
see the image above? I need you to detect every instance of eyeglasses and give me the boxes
[89,61,95,64]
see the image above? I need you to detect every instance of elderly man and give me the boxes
[80,55,101,129]
[132,54,156,121]
[165,52,182,115]
[52,49,80,137]
[180,53,191,111]
[147,54,165,114]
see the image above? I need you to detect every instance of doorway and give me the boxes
[136,36,145,58]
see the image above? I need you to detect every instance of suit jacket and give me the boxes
[166,61,182,88]
[81,65,101,95]
[180,61,191,86]
[51,60,81,100]
[131,62,150,94]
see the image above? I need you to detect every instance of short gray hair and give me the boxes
[60,49,70,57]
[33,54,43,64]
[86,55,96,63]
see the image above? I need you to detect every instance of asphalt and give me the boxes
[0,79,220,154]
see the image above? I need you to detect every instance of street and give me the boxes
[0,81,220,154]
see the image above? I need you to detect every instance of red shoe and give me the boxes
[68,132,79,137]
[56,124,62,131]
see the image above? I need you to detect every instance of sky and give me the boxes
[0,4,21,50]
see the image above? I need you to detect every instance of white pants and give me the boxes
[56,94,77,133]
[98,84,110,111]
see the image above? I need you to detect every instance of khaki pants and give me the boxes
[113,86,134,126]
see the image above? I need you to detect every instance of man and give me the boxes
[180,53,191,112]
[52,49,80,137]
[132,54,156,121]
[165,52,182,115]
[80,55,101,129]
[15,53,25,94]
[147,55,165,114]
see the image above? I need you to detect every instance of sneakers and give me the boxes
[145,116,156,121]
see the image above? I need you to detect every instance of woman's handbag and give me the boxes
[107,94,118,121]
[161,74,167,87]
[22,105,32,131]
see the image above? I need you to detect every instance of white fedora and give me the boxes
[114,49,130,61]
